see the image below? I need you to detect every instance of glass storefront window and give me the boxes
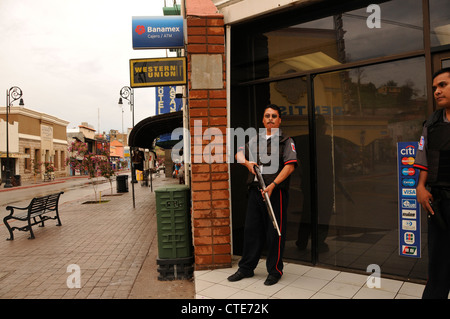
[231,0,438,281]
[430,0,450,47]
[264,0,423,79]
[309,57,427,278]
[266,58,429,278]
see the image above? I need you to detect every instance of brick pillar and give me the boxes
[186,0,231,270]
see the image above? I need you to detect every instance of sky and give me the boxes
[0,0,179,134]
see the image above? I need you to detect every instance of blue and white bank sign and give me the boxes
[132,16,184,49]
[397,142,421,258]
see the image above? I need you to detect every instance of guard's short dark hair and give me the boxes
[432,67,450,80]
[263,104,281,118]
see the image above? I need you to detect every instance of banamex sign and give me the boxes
[132,16,184,49]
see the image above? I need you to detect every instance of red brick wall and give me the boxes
[186,0,231,270]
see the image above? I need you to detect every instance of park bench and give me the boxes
[3,192,64,240]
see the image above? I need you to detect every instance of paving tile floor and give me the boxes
[0,175,195,299]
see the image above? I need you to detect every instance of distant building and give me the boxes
[109,139,124,170]
[109,129,130,169]
[67,122,97,153]
[0,106,69,183]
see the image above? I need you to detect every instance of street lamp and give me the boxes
[4,86,24,188]
[118,86,134,128]
[118,86,136,207]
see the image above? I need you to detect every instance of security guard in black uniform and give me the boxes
[415,67,450,299]
[228,104,297,286]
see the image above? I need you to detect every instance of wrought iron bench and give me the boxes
[3,192,64,240]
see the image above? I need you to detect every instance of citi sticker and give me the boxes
[400,145,416,156]
[402,188,416,197]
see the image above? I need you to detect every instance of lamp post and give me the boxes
[118,86,136,207]
[118,86,134,128]
[4,86,24,188]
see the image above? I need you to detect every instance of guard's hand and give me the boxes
[417,185,433,214]
[261,183,275,199]
[247,162,258,174]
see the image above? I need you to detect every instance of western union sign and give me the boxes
[130,57,186,88]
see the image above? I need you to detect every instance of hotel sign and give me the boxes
[129,57,186,88]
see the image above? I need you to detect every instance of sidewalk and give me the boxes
[0,174,195,299]
[0,173,426,300]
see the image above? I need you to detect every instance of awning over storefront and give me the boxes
[128,111,184,149]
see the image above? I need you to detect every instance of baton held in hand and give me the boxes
[253,165,281,237]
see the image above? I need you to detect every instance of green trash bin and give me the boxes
[155,184,192,259]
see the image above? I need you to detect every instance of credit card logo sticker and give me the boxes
[402,199,417,209]
[402,168,415,176]
[402,245,417,256]
[401,157,415,165]
[402,220,417,230]
[402,210,416,219]
[402,188,416,197]
[402,179,416,187]
[404,232,415,244]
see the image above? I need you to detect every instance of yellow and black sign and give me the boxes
[130,57,186,88]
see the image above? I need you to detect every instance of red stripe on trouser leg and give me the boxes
[275,189,283,276]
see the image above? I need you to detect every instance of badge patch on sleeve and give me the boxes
[291,142,296,153]
[418,136,424,151]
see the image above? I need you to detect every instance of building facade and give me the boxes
[0,106,69,183]
[183,0,450,282]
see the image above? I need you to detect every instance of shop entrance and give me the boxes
[229,0,450,282]
[1,158,15,184]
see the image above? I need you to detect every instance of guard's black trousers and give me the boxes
[238,187,288,277]
[422,197,450,299]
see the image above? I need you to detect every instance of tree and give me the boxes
[32,159,42,184]
[97,145,116,194]
[66,140,117,201]
[67,140,102,201]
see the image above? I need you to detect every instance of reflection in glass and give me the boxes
[264,0,423,78]
[313,58,427,278]
[443,59,450,69]
[430,0,450,47]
